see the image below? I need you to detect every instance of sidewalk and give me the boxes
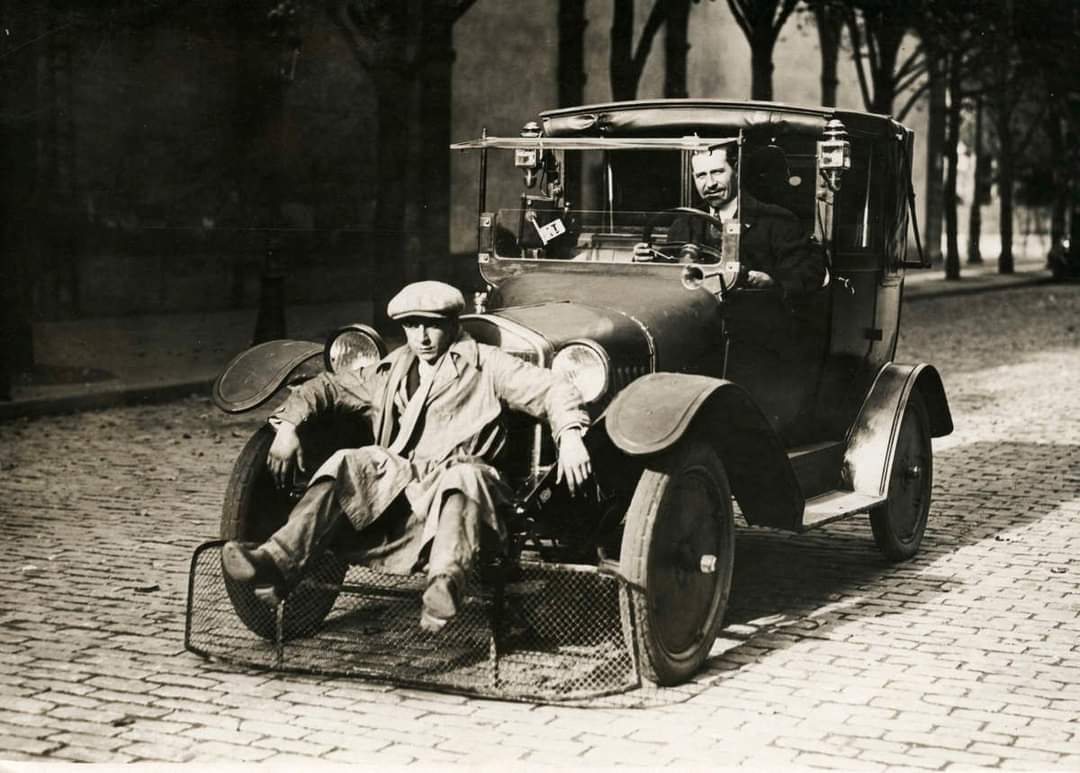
[0,255,1052,422]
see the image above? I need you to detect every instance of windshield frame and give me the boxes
[453,135,744,272]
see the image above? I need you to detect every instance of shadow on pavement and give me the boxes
[696,439,1079,681]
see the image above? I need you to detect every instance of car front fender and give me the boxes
[844,362,953,497]
[212,339,324,413]
[602,372,804,530]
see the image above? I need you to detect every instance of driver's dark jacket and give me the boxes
[668,193,824,298]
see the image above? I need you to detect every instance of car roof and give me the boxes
[540,99,907,141]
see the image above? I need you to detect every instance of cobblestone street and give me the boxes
[1,283,1079,767]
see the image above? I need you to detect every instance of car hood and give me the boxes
[489,271,722,374]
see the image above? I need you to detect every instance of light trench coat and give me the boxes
[271,331,588,572]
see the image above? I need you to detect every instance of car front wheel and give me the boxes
[619,439,734,686]
[220,424,346,640]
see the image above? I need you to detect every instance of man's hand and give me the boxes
[745,270,776,289]
[556,427,592,497]
[267,422,305,489]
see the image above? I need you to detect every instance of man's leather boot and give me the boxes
[420,574,460,633]
[221,541,287,597]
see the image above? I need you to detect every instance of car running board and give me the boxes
[800,490,887,531]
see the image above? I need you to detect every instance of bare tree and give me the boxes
[609,0,702,101]
[328,0,478,323]
[1013,0,1079,274]
[921,59,945,265]
[725,0,798,101]
[984,11,1023,275]
[966,95,987,265]
[805,0,844,107]
[609,0,666,100]
[844,0,927,119]
[663,0,694,98]
[559,0,587,206]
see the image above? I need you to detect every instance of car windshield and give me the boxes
[494,208,700,263]
[469,143,817,263]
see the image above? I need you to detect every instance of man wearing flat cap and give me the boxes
[222,280,592,631]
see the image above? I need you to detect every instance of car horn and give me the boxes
[681,261,745,297]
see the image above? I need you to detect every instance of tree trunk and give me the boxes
[331,0,470,326]
[1045,108,1066,253]
[749,29,775,101]
[414,3,455,278]
[966,95,984,265]
[943,55,961,280]
[923,62,946,265]
[1070,174,1080,271]
[663,0,692,98]
[370,68,414,328]
[870,46,900,114]
[559,0,587,106]
[559,0,587,207]
[0,0,44,389]
[812,2,841,107]
[610,0,635,100]
[996,112,1015,274]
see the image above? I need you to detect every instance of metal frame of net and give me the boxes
[185,541,654,703]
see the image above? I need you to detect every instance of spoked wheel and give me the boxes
[870,391,933,561]
[619,439,734,685]
[220,424,346,640]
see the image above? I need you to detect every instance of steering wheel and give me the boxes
[639,207,726,264]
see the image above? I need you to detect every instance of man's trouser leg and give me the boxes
[263,479,347,584]
[421,492,481,628]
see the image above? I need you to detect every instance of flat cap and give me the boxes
[387,280,466,320]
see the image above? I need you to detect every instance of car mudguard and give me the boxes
[601,372,804,530]
[844,362,953,497]
[212,339,324,413]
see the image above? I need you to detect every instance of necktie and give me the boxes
[389,357,439,456]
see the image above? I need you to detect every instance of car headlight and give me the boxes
[551,340,609,404]
[324,324,386,373]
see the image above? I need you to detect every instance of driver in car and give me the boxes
[637,145,825,298]
[221,281,592,632]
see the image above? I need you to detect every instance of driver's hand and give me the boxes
[556,428,592,497]
[267,421,305,489]
[745,270,776,289]
[632,242,653,262]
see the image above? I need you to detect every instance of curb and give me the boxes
[905,273,1051,302]
[0,379,213,423]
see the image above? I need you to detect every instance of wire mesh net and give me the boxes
[185,541,644,702]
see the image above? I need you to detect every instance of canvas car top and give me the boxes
[539,99,905,140]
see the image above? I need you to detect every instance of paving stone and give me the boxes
[794,752,888,770]
[44,731,131,752]
[250,735,336,757]
[302,730,390,753]
[117,741,197,762]
[48,745,136,763]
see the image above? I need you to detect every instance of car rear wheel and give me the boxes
[869,391,932,561]
[619,439,734,685]
[220,424,346,640]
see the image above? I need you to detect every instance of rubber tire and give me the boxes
[870,391,933,561]
[220,424,346,640]
[619,439,735,686]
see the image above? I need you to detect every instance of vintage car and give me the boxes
[198,99,953,692]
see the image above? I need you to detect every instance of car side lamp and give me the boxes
[515,121,543,188]
[818,119,851,192]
